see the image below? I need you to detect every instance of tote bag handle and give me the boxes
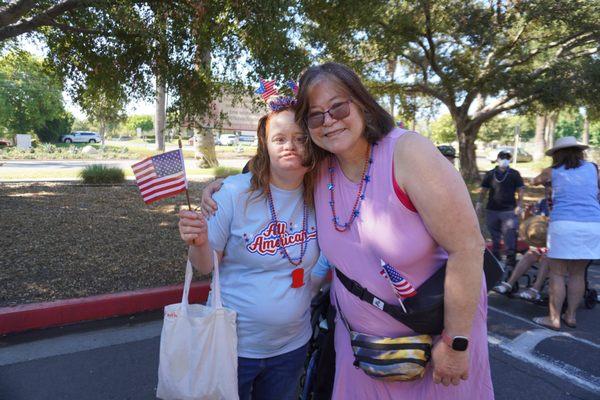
[181,252,223,314]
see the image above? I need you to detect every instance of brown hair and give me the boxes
[551,147,584,170]
[247,107,316,206]
[295,62,395,164]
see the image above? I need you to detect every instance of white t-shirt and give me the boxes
[207,173,319,358]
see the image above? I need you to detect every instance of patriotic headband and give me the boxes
[255,78,299,112]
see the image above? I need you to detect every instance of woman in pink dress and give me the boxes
[294,63,493,399]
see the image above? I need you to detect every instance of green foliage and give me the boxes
[555,110,584,140]
[34,110,75,143]
[0,50,65,137]
[79,164,125,184]
[430,114,456,144]
[125,115,153,134]
[72,118,94,132]
[479,115,534,143]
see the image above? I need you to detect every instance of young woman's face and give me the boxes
[266,110,308,174]
[306,78,366,156]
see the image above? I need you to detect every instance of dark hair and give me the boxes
[295,62,395,164]
[247,105,315,205]
[551,147,584,170]
[497,151,512,160]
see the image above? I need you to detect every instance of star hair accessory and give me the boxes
[255,77,278,102]
[267,96,297,112]
[287,80,299,95]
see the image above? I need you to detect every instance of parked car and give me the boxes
[216,134,238,146]
[486,146,533,163]
[238,135,257,146]
[60,131,102,143]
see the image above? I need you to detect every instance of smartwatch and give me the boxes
[441,331,469,351]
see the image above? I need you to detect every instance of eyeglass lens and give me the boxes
[307,101,351,129]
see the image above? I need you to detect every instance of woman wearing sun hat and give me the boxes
[530,136,600,330]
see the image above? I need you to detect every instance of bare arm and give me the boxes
[395,133,484,384]
[532,167,552,186]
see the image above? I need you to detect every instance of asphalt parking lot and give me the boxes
[1,264,598,400]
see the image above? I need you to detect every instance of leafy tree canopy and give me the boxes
[125,114,153,133]
[0,49,65,137]
[301,0,600,180]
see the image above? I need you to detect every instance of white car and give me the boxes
[217,134,239,146]
[61,131,102,143]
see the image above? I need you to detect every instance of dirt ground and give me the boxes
[0,181,547,307]
[0,181,210,307]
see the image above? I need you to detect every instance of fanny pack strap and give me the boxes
[335,267,408,324]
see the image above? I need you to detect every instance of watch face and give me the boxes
[452,337,469,351]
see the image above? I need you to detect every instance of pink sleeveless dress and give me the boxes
[314,129,494,399]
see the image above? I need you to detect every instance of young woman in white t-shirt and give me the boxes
[177,97,319,400]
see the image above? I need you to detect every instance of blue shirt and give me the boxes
[551,161,600,222]
[207,173,319,358]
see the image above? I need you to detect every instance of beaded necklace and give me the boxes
[494,166,509,183]
[266,187,308,266]
[328,144,374,232]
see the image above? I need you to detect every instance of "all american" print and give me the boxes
[247,221,317,256]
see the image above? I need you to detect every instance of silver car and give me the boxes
[61,131,102,143]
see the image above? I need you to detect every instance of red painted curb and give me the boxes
[0,281,211,335]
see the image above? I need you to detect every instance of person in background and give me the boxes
[178,97,320,400]
[493,199,549,300]
[477,150,524,269]
[438,145,457,165]
[530,136,600,330]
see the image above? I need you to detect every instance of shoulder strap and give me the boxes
[334,267,408,323]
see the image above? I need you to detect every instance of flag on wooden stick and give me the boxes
[132,149,188,204]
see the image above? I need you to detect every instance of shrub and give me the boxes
[79,164,125,184]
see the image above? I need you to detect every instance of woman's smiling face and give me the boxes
[306,78,366,157]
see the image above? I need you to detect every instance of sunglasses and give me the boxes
[306,100,352,129]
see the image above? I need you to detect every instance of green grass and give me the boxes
[79,164,125,184]
[0,165,235,181]
[0,143,194,160]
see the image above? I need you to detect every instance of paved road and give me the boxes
[0,158,249,170]
[1,265,598,400]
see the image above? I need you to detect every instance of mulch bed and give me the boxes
[0,181,547,308]
[0,181,210,307]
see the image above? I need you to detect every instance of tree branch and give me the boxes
[0,0,106,41]
[0,0,37,28]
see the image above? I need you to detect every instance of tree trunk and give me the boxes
[546,112,558,149]
[155,76,166,152]
[533,114,546,161]
[194,125,218,167]
[583,112,590,144]
[99,121,106,146]
[456,120,481,182]
[193,47,218,168]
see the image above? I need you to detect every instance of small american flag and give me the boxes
[131,149,188,204]
[380,261,417,300]
[256,78,278,101]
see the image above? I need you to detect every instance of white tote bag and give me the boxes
[157,253,239,400]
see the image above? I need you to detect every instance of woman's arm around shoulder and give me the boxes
[532,167,552,186]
